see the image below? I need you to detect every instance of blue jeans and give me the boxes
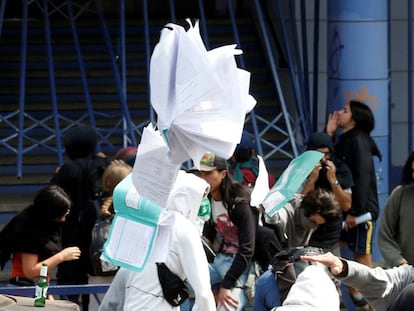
[209,253,250,311]
[253,269,281,311]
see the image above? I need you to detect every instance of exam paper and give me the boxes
[132,124,180,208]
[261,151,324,217]
[150,20,256,166]
[102,174,168,272]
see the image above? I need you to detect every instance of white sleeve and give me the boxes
[177,218,216,311]
[98,268,128,311]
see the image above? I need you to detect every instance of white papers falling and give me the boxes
[132,124,180,208]
[250,155,270,207]
[150,19,256,166]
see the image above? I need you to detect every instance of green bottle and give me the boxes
[34,263,49,307]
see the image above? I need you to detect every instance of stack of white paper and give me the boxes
[132,124,181,209]
[150,19,256,166]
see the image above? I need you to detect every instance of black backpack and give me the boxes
[271,246,325,302]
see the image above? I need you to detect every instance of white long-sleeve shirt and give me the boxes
[339,261,414,311]
[99,211,215,311]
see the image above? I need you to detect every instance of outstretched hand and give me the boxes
[300,252,344,275]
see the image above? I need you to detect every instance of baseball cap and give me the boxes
[198,151,228,172]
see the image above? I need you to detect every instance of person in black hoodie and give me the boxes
[327,100,382,311]
[50,124,110,311]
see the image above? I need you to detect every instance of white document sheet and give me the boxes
[149,20,256,166]
[132,125,180,208]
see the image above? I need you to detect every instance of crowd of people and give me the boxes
[1,99,414,311]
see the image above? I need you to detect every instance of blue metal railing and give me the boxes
[95,0,137,146]
[226,0,263,157]
[0,0,6,39]
[0,284,109,305]
[66,0,98,152]
[17,0,29,178]
[1,0,313,178]
[251,0,299,158]
[44,0,64,165]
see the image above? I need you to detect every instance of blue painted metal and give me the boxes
[198,0,210,50]
[312,0,320,131]
[0,284,109,305]
[169,0,176,22]
[299,0,311,129]
[142,0,155,125]
[43,0,63,165]
[274,0,309,142]
[120,0,126,102]
[288,0,310,136]
[226,0,262,156]
[94,0,137,146]
[0,0,6,39]
[66,0,101,153]
[17,0,29,178]
[327,0,389,262]
[252,0,298,158]
[119,0,128,147]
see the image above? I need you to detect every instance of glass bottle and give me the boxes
[34,263,49,307]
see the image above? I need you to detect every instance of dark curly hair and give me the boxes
[401,151,414,185]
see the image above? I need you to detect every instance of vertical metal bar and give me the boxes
[17,0,29,178]
[274,0,308,141]
[120,0,126,102]
[312,0,320,131]
[253,0,298,157]
[95,0,137,146]
[226,0,263,155]
[120,0,128,146]
[169,0,176,22]
[300,0,311,130]
[43,0,63,165]
[0,0,7,39]
[408,0,412,151]
[288,0,310,137]
[66,0,100,150]
[142,0,155,125]
[197,0,210,50]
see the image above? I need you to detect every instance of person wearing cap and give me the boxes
[229,132,276,189]
[303,132,354,256]
[195,151,257,311]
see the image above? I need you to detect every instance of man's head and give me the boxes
[306,132,334,163]
[300,189,341,225]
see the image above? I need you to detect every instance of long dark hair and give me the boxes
[349,100,375,134]
[30,185,72,221]
[401,151,414,185]
[218,170,250,210]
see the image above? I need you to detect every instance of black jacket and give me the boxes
[334,128,381,220]
[0,208,62,270]
[203,199,256,289]
[309,157,354,249]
